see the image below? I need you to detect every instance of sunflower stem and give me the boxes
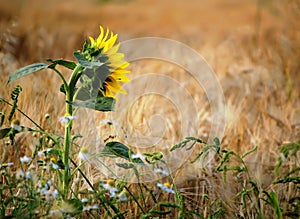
[62,64,83,200]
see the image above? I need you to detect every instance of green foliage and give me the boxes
[102,141,144,164]
[8,85,22,121]
[7,63,48,83]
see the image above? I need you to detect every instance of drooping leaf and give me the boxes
[102,141,145,165]
[102,141,132,161]
[67,96,115,112]
[47,59,76,70]
[8,63,48,83]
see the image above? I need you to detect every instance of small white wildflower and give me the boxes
[50,158,60,170]
[118,189,129,202]
[17,169,24,178]
[101,180,118,198]
[0,162,14,168]
[45,113,50,119]
[52,189,59,198]
[154,168,169,176]
[25,171,31,179]
[83,206,90,211]
[40,188,50,195]
[59,113,76,124]
[37,150,44,156]
[7,162,14,167]
[157,182,175,194]
[52,163,59,170]
[91,204,99,209]
[5,141,11,145]
[11,119,22,131]
[20,155,31,163]
[78,146,90,161]
[81,198,89,203]
[131,153,145,161]
[100,119,118,126]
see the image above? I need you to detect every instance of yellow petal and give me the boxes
[89,36,96,46]
[106,43,120,56]
[96,26,104,48]
[110,73,130,82]
[106,77,127,94]
[103,33,118,52]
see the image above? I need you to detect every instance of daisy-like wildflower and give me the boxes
[84,26,130,98]
[157,182,175,194]
[118,188,129,202]
[59,113,76,124]
[17,169,24,178]
[83,204,99,212]
[38,180,52,196]
[50,157,64,170]
[52,189,59,198]
[101,179,118,198]
[11,119,22,131]
[81,198,89,203]
[131,153,145,161]
[78,146,90,161]
[20,155,31,163]
[91,204,99,210]
[0,162,14,169]
[25,171,31,179]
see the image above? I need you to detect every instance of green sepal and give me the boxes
[74,51,104,69]
[8,63,48,83]
[46,59,76,70]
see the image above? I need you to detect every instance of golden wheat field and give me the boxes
[0,0,300,218]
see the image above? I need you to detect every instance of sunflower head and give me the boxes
[81,26,130,99]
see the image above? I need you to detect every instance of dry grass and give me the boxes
[0,0,300,218]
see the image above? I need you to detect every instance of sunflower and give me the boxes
[87,26,130,98]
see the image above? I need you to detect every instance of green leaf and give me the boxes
[8,63,48,83]
[116,163,135,169]
[74,51,104,69]
[47,59,76,70]
[67,96,115,112]
[102,141,133,161]
[102,142,145,165]
[0,128,11,139]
